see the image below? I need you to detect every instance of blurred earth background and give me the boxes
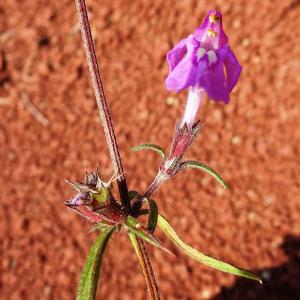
[1,0,300,299]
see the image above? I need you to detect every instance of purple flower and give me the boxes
[165,10,242,103]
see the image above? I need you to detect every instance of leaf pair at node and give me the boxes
[131,143,228,189]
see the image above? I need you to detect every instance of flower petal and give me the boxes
[223,47,242,91]
[165,35,199,92]
[165,54,198,92]
[198,57,229,103]
[166,38,188,72]
[213,11,228,48]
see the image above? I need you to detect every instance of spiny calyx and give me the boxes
[65,168,126,225]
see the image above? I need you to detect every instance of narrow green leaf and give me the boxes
[124,216,173,256]
[128,231,140,255]
[77,226,116,300]
[145,198,158,233]
[87,222,112,234]
[180,160,229,189]
[131,143,166,160]
[157,214,261,282]
[128,190,139,201]
[138,209,149,216]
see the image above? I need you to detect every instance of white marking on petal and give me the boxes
[196,47,206,60]
[207,50,218,66]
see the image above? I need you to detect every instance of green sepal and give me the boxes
[180,160,229,189]
[157,214,261,283]
[131,143,166,160]
[124,216,173,256]
[76,226,116,300]
[91,188,109,204]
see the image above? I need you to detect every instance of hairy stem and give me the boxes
[75,2,160,299]
[129,233,161,300]
[74,0,130,210]
[143,171,167,198]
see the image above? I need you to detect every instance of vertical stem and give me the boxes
[74,0,130,210]
[75,2,160,298]
[129,233,161,300]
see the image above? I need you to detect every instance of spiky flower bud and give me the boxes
[65,168,125,224]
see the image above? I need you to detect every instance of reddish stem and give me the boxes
[137,238,161,300]
[135,237,161,300]
[74,0,130,210]
[74,2,160,299]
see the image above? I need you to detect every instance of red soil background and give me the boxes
[1,0,300,299]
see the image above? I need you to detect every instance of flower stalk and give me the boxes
[74,0,130,211]
[142,10,243,197]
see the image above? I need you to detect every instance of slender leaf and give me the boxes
[128,190,139,200]
[124,216,173,256]
[138,209,150,216]
[157,214,261,282]
[145,198,158,233]
[131,143,166,160]
[128,233,161,300]
[87,222,112,234]
[77,226,116,300]
[180,160,229,189]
